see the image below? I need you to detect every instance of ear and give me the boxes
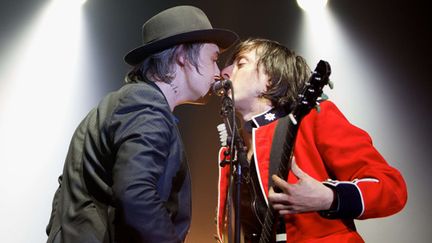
[257,76,271,97]
[264,71,272,86]
[176,54,186,67]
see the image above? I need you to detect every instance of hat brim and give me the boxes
[124,28,239,66]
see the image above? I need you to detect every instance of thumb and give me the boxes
[272,174,285,188]
[271,174,289,193]
[291,158,307,179]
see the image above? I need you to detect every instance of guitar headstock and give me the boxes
[294,60,332,120]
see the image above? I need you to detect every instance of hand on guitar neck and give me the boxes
[268,158,336,215]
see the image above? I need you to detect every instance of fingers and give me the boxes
[270,196,302,215]
[291,158,312,181]
[269,176,297,215]
[271,174,292,194]
[290,158,304,178]
[269,187,274,194]
[271,174,285,187]
[271,159,307,190]
[268,188,287,201]
[278,210,291,215]
[271,203,298,215]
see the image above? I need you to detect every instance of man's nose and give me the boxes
[221,64,233,80]
[214,65,221,81]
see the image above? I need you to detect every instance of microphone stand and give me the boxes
[218,84,249,243]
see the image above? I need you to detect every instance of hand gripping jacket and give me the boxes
[216,101,407,243]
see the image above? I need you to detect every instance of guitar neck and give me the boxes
[257,60,332,243]
[259,119,299,243]
[275,122,298,190]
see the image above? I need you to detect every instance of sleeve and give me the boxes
[46,175,63,235]
[216,147,231,243]
[313,101,407,219]
[109,93,181,243]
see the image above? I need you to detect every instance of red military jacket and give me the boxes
[216,101,407,242]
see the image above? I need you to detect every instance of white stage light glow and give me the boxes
[297,0,328,13]
[0,0,88,242]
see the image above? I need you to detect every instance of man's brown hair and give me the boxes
[230,38,311,112]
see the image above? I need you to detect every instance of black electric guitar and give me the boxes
[243,60,332,243]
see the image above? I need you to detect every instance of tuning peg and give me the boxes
[320,93,329,100]
[328,80,334,89]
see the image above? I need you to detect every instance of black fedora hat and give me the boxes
[124,5,239,66]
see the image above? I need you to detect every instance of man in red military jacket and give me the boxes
[215,38,407,242]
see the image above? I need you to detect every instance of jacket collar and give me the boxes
[244,107,288,133]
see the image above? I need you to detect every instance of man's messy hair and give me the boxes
[229,38,311,112]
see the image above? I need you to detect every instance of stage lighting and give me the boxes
[0,0,88,242]
[53,0,88,7]
[297,0,328,13]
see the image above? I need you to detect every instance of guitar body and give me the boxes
[240,125,296,243]
[237,161,269,243]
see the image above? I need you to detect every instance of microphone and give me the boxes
[212,79,232,96]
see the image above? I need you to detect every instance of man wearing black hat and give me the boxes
[46,5,238,243]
